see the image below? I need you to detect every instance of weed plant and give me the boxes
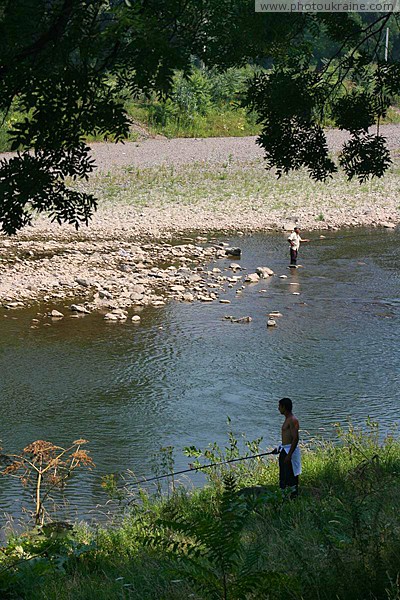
[0,421,399,600]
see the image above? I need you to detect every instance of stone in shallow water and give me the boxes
[225,247,241,257]
[70,304,90,314]
[256,267,274,278]
[267,319,277,327]
[104,313,119,321]
[245,273,260,283]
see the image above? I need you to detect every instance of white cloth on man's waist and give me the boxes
[279,444,302,477]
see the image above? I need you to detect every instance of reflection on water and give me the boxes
[0,228,399,521]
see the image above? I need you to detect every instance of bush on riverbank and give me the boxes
[1,422,399,600]
[0,67,260,152]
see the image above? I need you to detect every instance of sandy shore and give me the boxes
[0,132,398,312]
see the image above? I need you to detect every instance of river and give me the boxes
[0,227,399,524]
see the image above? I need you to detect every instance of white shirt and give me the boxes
[288,232,302,251]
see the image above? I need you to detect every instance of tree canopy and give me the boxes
[1,1,400,234]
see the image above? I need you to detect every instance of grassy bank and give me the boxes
[2,62,400,152]
[1,423,399,600]
[76,155,400,228]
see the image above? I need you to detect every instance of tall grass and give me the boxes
[1,422,399,599]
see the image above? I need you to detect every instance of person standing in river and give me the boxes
[276,397,301,497]
[287,226,310,266]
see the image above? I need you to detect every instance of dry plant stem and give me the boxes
[36,465,43,525]
[2,440,94,527]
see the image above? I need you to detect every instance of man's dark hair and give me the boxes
[279,397,293,411]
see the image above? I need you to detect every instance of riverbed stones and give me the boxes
[223,315,252,323]
[111,308,128,319]
[282,222,296,231]
[225,247,241,257]
[245,273,260,283]
[130,284,146,294]
[130,292,145,302]
[104,313,119,321]
[49,310,64,318]
[131,315,141,322]
[99,290,113,299]
[70,304,90,314]
[256,267,274,278]
[75,278,90,287]
[267,319,277,327]
[3,301,24,309]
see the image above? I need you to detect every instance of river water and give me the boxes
[0,227,399,523]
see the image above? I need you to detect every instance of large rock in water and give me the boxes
[70,304,90,314]
[225,247,241,257]
[256,267,274,278]
[245,273,260,283]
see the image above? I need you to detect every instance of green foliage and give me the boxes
[245,68,337,181]
[0,525,95,594]
[135,66,260,137]
[339,133,392,182]
[244,15,400,183]
[1,422,399,600]
[184,417,266,488]
[145,473,287,600]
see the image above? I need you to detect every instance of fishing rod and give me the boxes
[126,449,278,490]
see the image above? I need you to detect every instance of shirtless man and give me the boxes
[277,397,301,496]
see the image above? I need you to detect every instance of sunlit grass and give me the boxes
[74,156,400,222]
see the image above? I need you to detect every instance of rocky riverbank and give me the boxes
[0,133,399,314]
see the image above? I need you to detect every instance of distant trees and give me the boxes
[1,2,400,234]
